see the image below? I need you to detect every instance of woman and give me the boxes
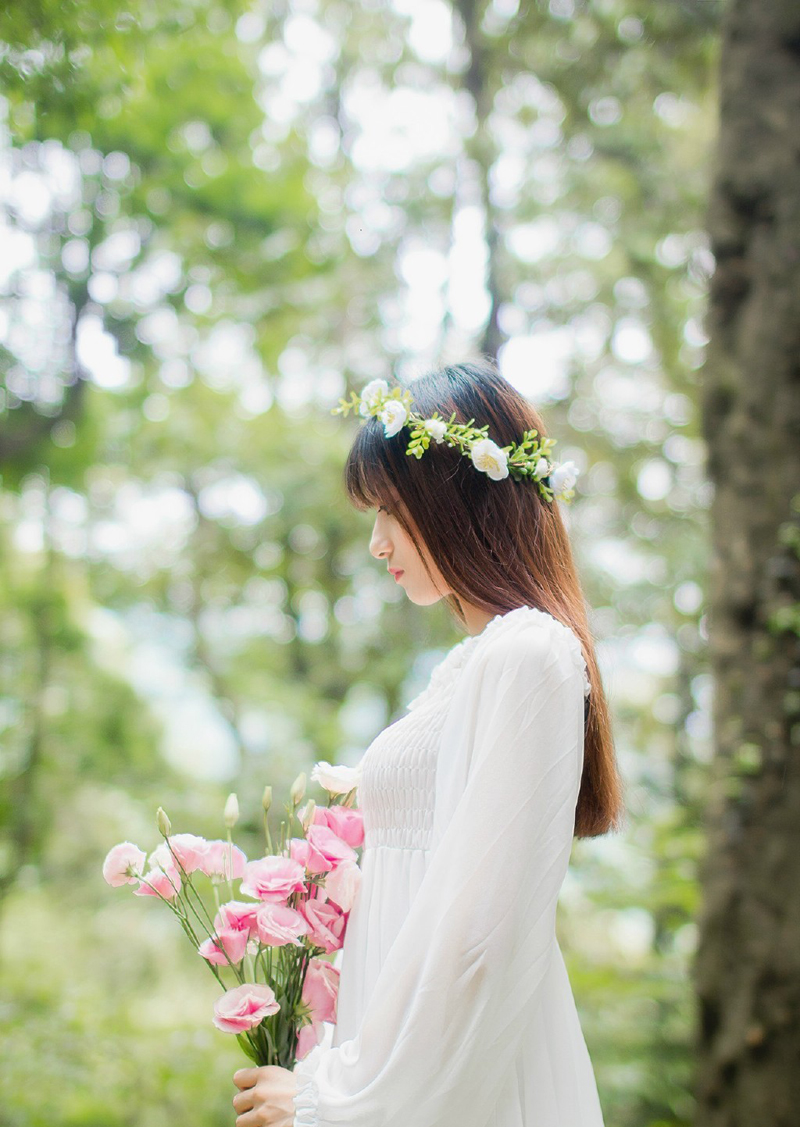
[232,359,624,1127]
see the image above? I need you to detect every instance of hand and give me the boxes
[232,1065,296,1127]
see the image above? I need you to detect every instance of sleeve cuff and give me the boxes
[292,1067,319,1127]
[292,1042,324,1127]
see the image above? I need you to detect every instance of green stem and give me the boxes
[226,829,235,900]
[262,1019,276,1063]
[137,878,228,987]
[162,838,220,936]
[159,840,245,981]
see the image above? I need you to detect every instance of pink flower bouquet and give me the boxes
[102,763,363,1068]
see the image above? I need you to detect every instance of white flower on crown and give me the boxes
[359,378,390,417]
[423,418,448,443]
[549,459,580,496]
[470,438,509,481]
[533,457,550,480]
[380,400,408,437]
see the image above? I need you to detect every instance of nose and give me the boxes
[369,514,392,560]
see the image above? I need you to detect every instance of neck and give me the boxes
[460,601,497,637]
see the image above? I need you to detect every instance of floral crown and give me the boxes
[332,378,581,503]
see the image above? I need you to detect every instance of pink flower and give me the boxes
[215,900,261,937]
[301,957,340,1025]
[212,983,280,1034]
[240,856,307,903]
[149,843,173,871]
[322,859,361,913]
[296,1020,324,1061]
[255,903,309,947]
[314,806,364,849]
[200,840,247,882]
[199,926,250,966]
[152,833,209,875]
[290,834,334,875]
[300,824,358,875]
[134,866,182,900]
[294,958,340,1060]
[289,837,314,871]
[300,897,347,953]
[103,842,147,887]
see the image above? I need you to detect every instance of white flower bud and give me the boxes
[156,807,171,837]
[262,786,272,813]
[300,798,316,833]
[289,772,307,806]
[224,793,239,829]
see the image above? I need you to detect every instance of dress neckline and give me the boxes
[405,605,591,712]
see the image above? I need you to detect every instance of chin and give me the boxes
[406,587,448,607]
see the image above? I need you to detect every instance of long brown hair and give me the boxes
[343,358,624,838]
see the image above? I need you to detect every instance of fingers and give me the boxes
[233,1067,260,1089]
[232,1088,256,1114]
[232,1065,294,1127]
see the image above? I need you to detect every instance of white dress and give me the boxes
[293,605,605,1127]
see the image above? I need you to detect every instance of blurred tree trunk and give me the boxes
[453,0,503,361]
[695,1,800,1124]
[0,483,56,915]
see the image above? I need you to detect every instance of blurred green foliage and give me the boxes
[1,1,718,1124]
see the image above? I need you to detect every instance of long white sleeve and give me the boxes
[293,614,587,1127]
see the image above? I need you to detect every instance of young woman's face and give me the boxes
[369,502,452,606]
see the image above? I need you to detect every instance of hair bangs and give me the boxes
[344,419,399,512]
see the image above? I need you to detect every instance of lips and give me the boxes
[389,568,404,580]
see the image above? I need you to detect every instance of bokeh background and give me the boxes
[1,2,719,1124]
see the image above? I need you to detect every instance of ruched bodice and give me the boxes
[357,698,444,851]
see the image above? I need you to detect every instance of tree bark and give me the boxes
[694,2,800,1124]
